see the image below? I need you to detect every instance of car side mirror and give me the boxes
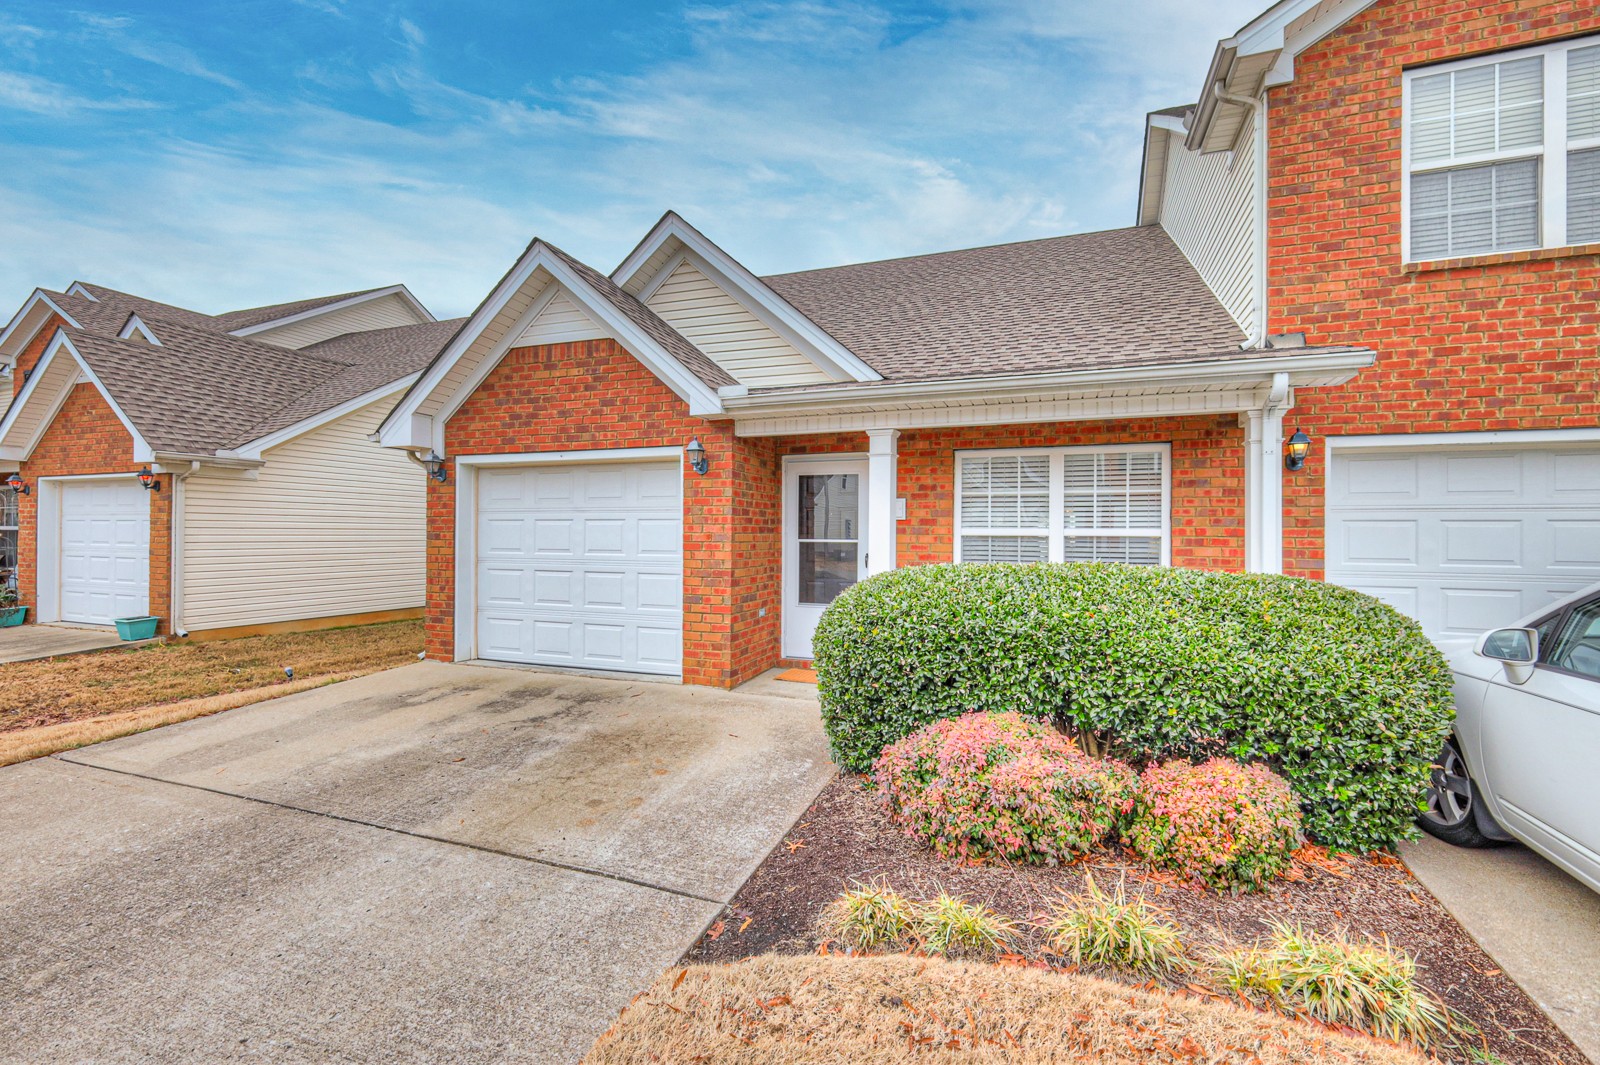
[1477,627,1538,685]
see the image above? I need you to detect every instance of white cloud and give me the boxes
[74,11,243,90]
[0,71,156,115]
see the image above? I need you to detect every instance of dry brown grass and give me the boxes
[0,621,422,763]
[583,954,1429,1065]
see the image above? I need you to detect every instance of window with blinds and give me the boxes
[1406,37,1600,259]
[0,486,16,591]
[956,446,1169,566]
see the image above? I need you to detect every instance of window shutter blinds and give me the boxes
[1569,45,1600,141]
[1570,149,1600,245]
[1411,57,1543,164]
[1411,159,1539,258]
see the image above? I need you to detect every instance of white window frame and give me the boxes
[0,484,16,589]
[952,444,1172,566]
[1402,34,1600,261]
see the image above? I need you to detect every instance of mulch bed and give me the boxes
[685,774,1589,1065]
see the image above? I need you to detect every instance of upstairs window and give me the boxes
[1404,37,1600,260]
[955,446,1170,566]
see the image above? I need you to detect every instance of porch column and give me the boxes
[1242,373,1290,574]
[864,428,899,576]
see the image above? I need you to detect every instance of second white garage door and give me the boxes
[59,478,150,626]
[475,462,682,675]
[1326,443,1600,644]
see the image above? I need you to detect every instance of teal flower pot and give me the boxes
[0,606,25,628]
[113,615,160,641]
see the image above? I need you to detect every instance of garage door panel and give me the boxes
[474,461,682,675]
[58,479,149,627]
[1329,444,1600,642]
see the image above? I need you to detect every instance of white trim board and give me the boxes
[226,375,419,459]
[0,289,81,363]
[228,284,435,338]
[0,334,156,464]
[1325,427,1600,453]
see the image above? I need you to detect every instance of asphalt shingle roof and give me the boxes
[760,225,1248,384]
[19,285,444,455]
[212,287,391,332]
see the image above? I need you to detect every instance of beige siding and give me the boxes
[514,290,608,345]
[421,271,552,419]
[1158,110,1259,339]
[644,258,832,387]
[181,398,425,631]
[248,293,429,349]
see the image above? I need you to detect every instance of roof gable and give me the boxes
[611,212,881,384]
[0,333,154,463]
[378,239,727,453]
[221,285,435,348]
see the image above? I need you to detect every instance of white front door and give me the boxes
[59,478,150,625]
[474,461,683,676]
[783,458,868,660]
[1326,443,1600,644]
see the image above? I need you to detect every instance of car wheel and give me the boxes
[1418,737,1499,848]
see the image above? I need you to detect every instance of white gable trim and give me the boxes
[65,282,99,301]
[379,242,724,453]
[0,332,155,463]
[613,213,882,383]
[226,374,420,460]
[118,314,162,345]
[228,284,435,338]
[0,290,82,365]
[1188,0,1379,151]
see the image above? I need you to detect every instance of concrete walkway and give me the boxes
[0,622,154,663]
[0,662,834,1063]
[1402,836,1600,1062]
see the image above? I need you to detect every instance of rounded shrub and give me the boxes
[873,711,1138,864]
[813,563,1454,852]
[1125,758,1303,892]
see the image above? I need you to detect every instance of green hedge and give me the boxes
[813,563,1454,852]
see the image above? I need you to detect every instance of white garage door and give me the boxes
[1327,444,1600,643]
[59,479,150,626]
[475,462,682,675]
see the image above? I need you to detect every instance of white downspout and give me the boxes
[168,460,200,637]
[1242,372,1291,575]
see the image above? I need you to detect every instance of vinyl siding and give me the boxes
[1158,110,1259,339]
[181,398,425,630]
[421,272,553,419]
[644,258,832,387]
[247,293,429,349]
[514,290,609,346]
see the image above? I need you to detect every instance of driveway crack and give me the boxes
[52,755,725,906]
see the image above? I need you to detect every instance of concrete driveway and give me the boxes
[0,622,155,662]
[0,662,834,1063]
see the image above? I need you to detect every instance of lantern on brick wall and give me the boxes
[3,471,27,496]
[1284,429,1312,472]
[685,438,709,476]
[136,466,161,491]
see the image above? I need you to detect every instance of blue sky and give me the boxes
[0,1,1265,319]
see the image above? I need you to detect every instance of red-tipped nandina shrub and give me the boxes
[873,711,1138,864]
[1125,758,1303,892]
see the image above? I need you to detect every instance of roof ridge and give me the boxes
[761,224,1154,281]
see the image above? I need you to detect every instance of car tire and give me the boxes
[1418,737,1501,848]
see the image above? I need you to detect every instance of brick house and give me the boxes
[379,0,1599,689]
[0,284,451,638]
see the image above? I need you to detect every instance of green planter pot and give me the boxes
[113,615,160,641]
[0,606,26,628]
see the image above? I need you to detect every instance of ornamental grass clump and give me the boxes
[874,711,1138,864]
[914,893,1018,957]
[814,563,1455,852]
[819,879,917,952]
[1125,758,1303,892]
[1210,921,1453,1049]
[1044,873,1191,978]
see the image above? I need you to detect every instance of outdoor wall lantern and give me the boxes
[4,471,28,496]
[137,466,161,491]
[422,453,449,484]
[1284,429,1312,472]
[686,437,710,476]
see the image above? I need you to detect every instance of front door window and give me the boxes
[796,473,860,605]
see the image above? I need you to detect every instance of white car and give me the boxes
[1421,582,1600,895]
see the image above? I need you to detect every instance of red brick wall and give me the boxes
[15,383,173,632]
[436,338,778,688]
[1267,0,1600,576]
[772,416,1245,574]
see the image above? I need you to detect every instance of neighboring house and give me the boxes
[0,282,455,638]
[1141,0,1600,643]
[378,0,1599,688]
